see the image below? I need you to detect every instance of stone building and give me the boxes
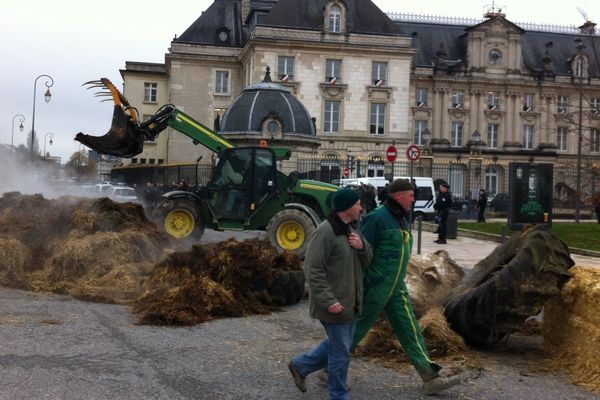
[119,0,600,200]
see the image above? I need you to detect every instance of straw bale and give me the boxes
[0,237,31,289]
[543,266,600,394]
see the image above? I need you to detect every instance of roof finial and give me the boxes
[263,66,272,83]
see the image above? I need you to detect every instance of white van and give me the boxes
[335,176,436,220]
[393,176,436,220]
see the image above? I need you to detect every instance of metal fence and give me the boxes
[112,157,600,217]
[297,157,600,216]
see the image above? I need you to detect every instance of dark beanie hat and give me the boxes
[387,179,413,193]
[332,188,360,212]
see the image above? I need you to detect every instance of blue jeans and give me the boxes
[292,320,356,400]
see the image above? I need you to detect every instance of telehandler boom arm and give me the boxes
[74,78,235,157]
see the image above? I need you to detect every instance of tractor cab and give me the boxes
[206,147,278,222]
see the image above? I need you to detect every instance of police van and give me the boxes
[335,176,436,220]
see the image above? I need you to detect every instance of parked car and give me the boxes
[107,186,138,202]
[490,192,509,212]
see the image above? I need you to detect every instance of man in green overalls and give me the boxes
[354,178,461,395]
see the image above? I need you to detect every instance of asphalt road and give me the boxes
[1,229,599,400]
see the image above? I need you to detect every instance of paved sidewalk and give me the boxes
[412,228,600,270]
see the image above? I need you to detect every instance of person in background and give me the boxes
[433,183,452,244]
[476,189,488,223]
[353,179,462,395]
[378,183,389,204]
[288,188,372,400]
[594,195,600,224]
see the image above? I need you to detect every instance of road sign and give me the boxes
[343,167,350,177]
[406,145,421,161]
[386,145,397,162]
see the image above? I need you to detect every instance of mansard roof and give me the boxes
[395,17,600,77]
[174,1,599,78]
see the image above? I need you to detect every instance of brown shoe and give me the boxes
[422,373,461,395]
[288,361,307,392]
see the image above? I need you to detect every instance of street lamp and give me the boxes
[31,74,54,160]
[468,130,485,203]
[11,114,25,151]
[420,128,433,176]
[44,132,54,159]
[575,39,585,223]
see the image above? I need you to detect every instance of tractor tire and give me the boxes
[443,225,574,347]
[152,199,204,242]
[266,209,316,258]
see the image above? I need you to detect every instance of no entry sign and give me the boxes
[386,145,397,162]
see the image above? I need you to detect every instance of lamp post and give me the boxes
[11,114,25,151]
[575,40,585,223]
[44,132,54,159]
[468,130,484,205]
[30,74,54,160]
[421,127,433,176]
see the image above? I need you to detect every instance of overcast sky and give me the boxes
[2,0,598,163]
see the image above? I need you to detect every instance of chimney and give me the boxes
[579,21,597,35]
[242,0,250,23]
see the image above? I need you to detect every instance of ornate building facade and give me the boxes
[120,0,600,201]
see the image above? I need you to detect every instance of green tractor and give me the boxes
[75,78,338,256]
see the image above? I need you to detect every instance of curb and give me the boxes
[416,222,600,258]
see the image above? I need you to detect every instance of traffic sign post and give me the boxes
[343,167,350,177]
[387,145,397,177]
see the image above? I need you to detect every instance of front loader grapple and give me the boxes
[75,78,146,157]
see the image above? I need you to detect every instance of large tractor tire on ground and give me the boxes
[443,225,574,347]
[266,208,317,258]
[151,199,205,242]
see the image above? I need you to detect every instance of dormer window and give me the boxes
[328,5,341,33]
[324,2,346,34]
[573,54,588,79]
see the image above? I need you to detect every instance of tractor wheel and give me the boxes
[266,209,316,257]
[443,225,574,347]
[152,199,204,241]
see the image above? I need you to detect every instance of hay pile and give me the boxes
[0,193,304,322]
[355,308,471,370]
[132,238,303,325]
[0,192,166,303]
[543,266,600,394]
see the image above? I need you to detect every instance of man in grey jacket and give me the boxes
[288,188,373,400]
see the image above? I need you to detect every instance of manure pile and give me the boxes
[0,192,303,323]
[543,266,600,394]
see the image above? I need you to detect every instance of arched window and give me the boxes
[328,5,341,33]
